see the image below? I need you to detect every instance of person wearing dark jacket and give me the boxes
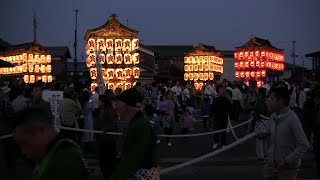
[211,88,232,149]
[312,90,320,178]
[96,93,118,180]
[14,109,88,180]
[111,88,159,180]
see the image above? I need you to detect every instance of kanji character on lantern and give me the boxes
[124,68,132,79]
[124,54,132,64]
[97,39,106,52]
[133,53,140,64]
[24,75,29,83]
[255,50,260,57]
[203,73,208,81]
[184,65,189,72]
[46,65,52,73]
[30,75,35,83]
[46,55,51,63]
[184,73,189,81]
[23,53,28,63]
[107,54,114,64]
[193,65,198,71]
[123,39,131,52]
[256,71,261,78]
[184,57,189,64]
[91,83,98,92]
[133,67,140,79]
[29,65,34,73]
[235,71,240,78]
[198,65,202,71]
[28,54,34,61]
[250,71,255,77]
[132,39,139,50]
[107,69,114,80]
[189,65,194,71]
[35,55,40,64]
[261,70,266,77]
[209,73,214,80]
[115,54,123,64]
[235,62,239,69]
[245,62,249,68]
[116,83,123,89]
[193,73,198,81]
[116,68,123,79]
[34,65,40,73]
[261,61,265,68]
[90,68,98,79]
[199,73,203,80]
[40,65,46,73]
[106,39,113,52]
[108,83,114,90]
[189,73,194,80]
[99,54,106,64]
[204,65,208,71]
[88,38,96,52]
[245,71,250,78]
[203,56,208,64]
[244,51,249,57]
[125,83,132,90]
[115,39,122,52]
[250,51,254,57]
[209,64,214,71]
[42,75,47,83]
[209,56,215,64]
[22,64,28,72]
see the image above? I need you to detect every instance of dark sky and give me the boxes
[1,0,319,68]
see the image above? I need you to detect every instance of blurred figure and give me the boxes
[171,81,182,97]
[14,109,89,180]
[163,91,176,147]
[180,106,196,134]
[311,90,320,178]
[91,87,100,118]
[243,85,258,113]
[114,87,122,96]
[290,83,306,121]
[135,82,148,102]
[302,90,315,141]
[60,87,82,141]
[12,85,30,113]
[30,83,53,122]
[0,87,15,169]
[80,90,94,151]
[144,104,161,143]
[232,83,242,121]
[202,94,211,129]
[211,88,232,149]
[261,87,309,180]
[112,88,159,180]
[96,94,118,180]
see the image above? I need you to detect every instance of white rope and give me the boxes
[228,118,239,140]
[160,133,256,174]
[0,134,13,140]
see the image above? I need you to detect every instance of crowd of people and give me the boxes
[0,78,320,179]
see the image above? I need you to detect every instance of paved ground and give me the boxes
[0,112,318,180]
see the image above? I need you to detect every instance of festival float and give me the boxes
[0,43,52,83]
[184,43,223,90]
[234,36,285,87]
[84,14,140,92]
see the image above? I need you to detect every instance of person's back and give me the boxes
[60,97,82,127]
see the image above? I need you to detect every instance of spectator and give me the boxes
[91,87,100,117]
[180,106,196,134]
[311,90,320,178]
[30,83,53,122]
[181,83,191,104]
[14,109,89,180]
[232,83,242,121]
[163,91,176,147]
[144,104,161,143]
[211,88,232,149]
[290,83,306,121]
[0,87,15,169]
[12,85,30,113]
[97,94,118,180]
[202,94,211,129]
[59,87,82,141]
[80,90,94,151]
[261,87,309,180]
[171,81,182,97]
[135,82,148,102]
[111,88,159,180]
[243,85,258,112]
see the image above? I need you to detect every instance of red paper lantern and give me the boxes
[261,70,266,77]
[235,71,240,78]
[184,73,189,81]
[256,71,261,78]
[250,71,255,77]
[245,71,250,78]
[250,61,255,68]
[245,62,249,68]
[240,71,245,78]
[255,51,260,57]
[256,61,260,67]
[194,65,198,71]
[235,62,239,69]
[240,62,244,69]
[234,52,238,60]
[189,73,194,80]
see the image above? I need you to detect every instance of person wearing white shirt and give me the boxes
[91,87,100,110]
[181,84,190,103]
[262,81,270,92]
[12,86,30,112]
[171,81,182,97]
[290,84,306,121]
[204,81,217,104]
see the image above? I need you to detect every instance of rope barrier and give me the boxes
[0,134,13,140]
[160,133,256,174]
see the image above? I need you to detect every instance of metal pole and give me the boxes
[33,10,37,43]
[292,38,296,75]
[73,9,78,79]
[302,56,304,80]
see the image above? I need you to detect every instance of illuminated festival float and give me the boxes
[0,43,52,83]
[234,36,285,87]
[184,43,223,90]
[84,14,140,92]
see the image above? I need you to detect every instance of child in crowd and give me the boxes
[180,106,197,134]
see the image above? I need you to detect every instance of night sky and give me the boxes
[1,0,319,68]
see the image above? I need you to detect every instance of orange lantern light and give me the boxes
[184,57,189,64]
[30,75,35,83]
[244,81,250,87]
[28,54,34,61]
[256,61,260,67]
[115,39,122,52]
[199,73,203,80]
[235,62,239,69]
[106,39,113,52]
[235,71,240,78]
[261,51,266,57]
[194,83,199,90]
[97,39,106,52]
[204,65,208,71]
[194,65,198,71]
[234,53,238,60]
[115,68,123,79]
[107,69,114,80]
[40,65,46,73]
[34,54,40,64]
[240,71,245,78]
[261,61,265,68]
[123,68,131,79]
[46,55,52,64]
[261,70,266,77]
[24,75,29,83]
[250,51,254,57]
[184,65,189,72]
[198,65,203,71]
[122,39,131,52]
[256,71,261,78]
[189,65,194,71]
[245,71,250,78]
[29,65,34,72]
[209,56,215,64]
[203,73,208,81]
[34,65,40,73]
[239,62,244,69]
[209,73,214,80]
[116,82,123,89]
[132,38,140,50]
[42,75,47,83]
[88,38,96,53]
[115,54,123,64]
[91,83,98,92]
[192,73,197,80]
[133,53,140,64]
[255,50,260,57]
[46,65,52,73]
[250,61,255,68]
[184,73,189,81]
[124,54,132,64]
[99,54,106,65]
[250,71,255,77]
[125,83,132,90]
[245,62,249,68]
[133,67,140,79]
[203,56,208,64]
[23,53,28,63]
[107,54,114,64]
[90,68,98,79]
[189,73,194,80]
[209,64,214,71]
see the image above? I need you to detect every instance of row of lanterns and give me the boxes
[244,80,264,88]
[235,61,284,71]
[23,75,53,84]
[0,54,51,65]
[91,81,134,92]
[1,64,52,74]
[234,51,284,62]
[184,72,215,81]
[89,67,140,80]
[235,70,267,79]
[184,56,223,65]
[184,64,223,73]
[86,38,140,55]
[86,53,140,68]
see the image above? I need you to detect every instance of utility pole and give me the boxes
[73,9,78,79]
[33,10,37,43]
[292,37,296,75]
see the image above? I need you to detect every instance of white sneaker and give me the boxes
[168,142,172,147]
[212,143,218,149]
